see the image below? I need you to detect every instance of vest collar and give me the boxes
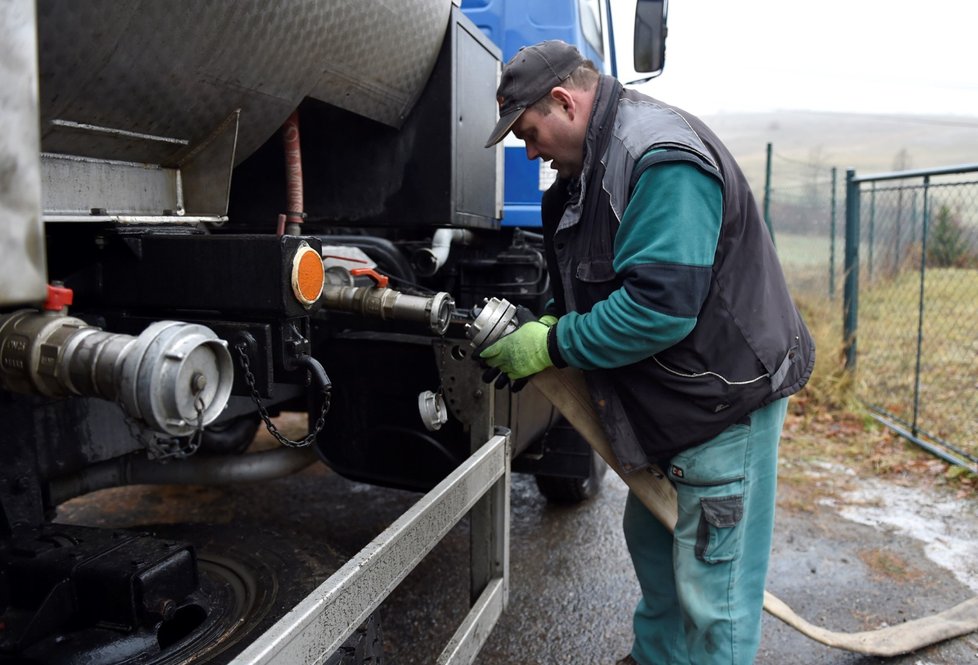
[559,75,623,229]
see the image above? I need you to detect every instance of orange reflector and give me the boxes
[291,244,324,306]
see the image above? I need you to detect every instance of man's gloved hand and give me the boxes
[479,318,554,381]
[475,306,559,392]
[538,314,558,328]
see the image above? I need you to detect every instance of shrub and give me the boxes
[927,204,971,268]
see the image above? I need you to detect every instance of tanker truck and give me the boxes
[0,1,665,662]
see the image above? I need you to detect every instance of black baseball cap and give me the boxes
[484,40,585,148]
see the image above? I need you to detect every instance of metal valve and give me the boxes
[418,390,448,431]
[464,297,519,349]
[319,278,455,336]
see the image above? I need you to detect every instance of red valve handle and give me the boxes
[349,267,389,289]
[44,284,74,311]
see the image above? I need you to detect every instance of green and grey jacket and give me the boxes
[542,75,814,472]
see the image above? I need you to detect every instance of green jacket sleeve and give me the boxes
[554,154,723,370]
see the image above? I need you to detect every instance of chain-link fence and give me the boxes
[843,165,978,471]
[757,147,977,470]
[761,149,843,301]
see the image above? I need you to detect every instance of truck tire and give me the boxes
[154,526,385,665]
[534,449,608,503]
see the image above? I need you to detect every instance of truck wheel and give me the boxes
[154,526,384,665]
[534,449,607,503]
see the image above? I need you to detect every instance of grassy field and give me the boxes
[775,231,835,267]
[856,266,978,458]
[778,232,978,469]
[774,231,840,299]
[780,287,976,501]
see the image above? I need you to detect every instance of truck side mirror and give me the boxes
[634,0,668,75]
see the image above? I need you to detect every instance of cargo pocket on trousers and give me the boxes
[695,495,744,564]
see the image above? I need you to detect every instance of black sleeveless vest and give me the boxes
[542,77,815,470]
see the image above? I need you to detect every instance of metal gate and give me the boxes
[843,164,978,473]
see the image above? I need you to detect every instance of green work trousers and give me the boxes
[623,398,788,665]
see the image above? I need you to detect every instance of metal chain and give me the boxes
[180,391,206,458]
[235,342,330,448]
[120,406,160,457]
[120,405,199,461]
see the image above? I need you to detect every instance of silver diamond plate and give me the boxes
[36,0,452,167]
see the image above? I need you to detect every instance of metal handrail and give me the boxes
[232,432,511,665]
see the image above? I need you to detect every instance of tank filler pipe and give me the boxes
[319,284,454,336]
[281,109,305,235]
[48,446,319,505]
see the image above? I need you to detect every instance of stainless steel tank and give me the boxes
[1,1,47,308]
[37,0,452,168]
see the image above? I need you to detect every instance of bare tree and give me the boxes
[892,148,913,172]
[890,148,914,276]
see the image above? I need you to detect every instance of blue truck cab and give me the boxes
[461,0,620,228]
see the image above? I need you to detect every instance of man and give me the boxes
[480,41,814,665]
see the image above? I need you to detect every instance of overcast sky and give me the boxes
[612,0,978,118]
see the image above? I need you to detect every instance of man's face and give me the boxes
[511,101,585,179]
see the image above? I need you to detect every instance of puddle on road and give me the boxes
[818,475,978,593]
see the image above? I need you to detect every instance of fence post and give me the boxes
[910,190,918,245]
[843,168,860,370]
[829,166,837,300]
[763,142,775,244]
[894,185,904,277]
[911,175,932,437]
[868,182,876,281]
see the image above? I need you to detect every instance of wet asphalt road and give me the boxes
[391,470,978,665]
[58,458,978,664]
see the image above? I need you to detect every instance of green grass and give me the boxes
[774,232,841,299]
[775,229,978,463]
[855,267,978,457]
[783,288,976,492]
[775,232,835,268]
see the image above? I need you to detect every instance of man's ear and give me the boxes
[550,87,576,119]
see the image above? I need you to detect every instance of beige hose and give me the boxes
[530,366,978,656]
